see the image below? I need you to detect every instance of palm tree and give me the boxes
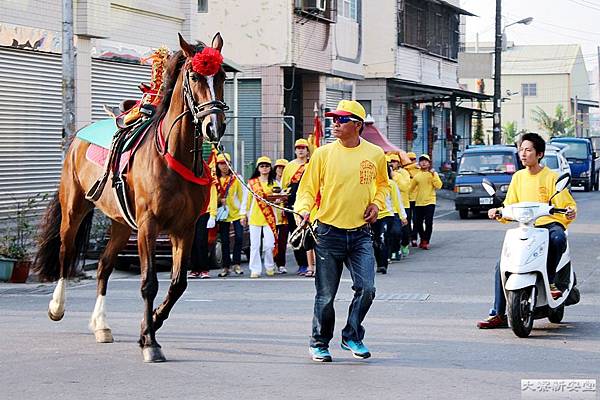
[531,105,575,137]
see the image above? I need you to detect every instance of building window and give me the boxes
[522,83,537,96]
[399,0,460,60]
[198,0,208,13]
[340,0,358,21]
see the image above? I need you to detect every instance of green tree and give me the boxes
[531,105,575,137]
[502,121,518,144]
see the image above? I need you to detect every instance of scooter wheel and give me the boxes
[548,305,564,323]
[507,287,535,338]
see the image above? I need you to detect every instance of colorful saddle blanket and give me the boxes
[76,118,152,172]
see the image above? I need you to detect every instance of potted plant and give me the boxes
[0,193,47,283]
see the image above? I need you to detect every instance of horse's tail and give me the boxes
[33,192,94,282]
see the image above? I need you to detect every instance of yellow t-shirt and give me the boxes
[281,159,308,190]
[217,176,244,222]
[243,180,279,226]
[409,170,443,206]
[404,163,420,202]
[392,168,411,209]
[295,139,390,229]
[503,166,576,228]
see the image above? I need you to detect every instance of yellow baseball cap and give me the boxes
[419,154,431,162]
[388,154,400,162]
[256,156,272,166]
[325,100,366,121]
[275,158,288,168]
[407,152,417,159]
[295,138,309,148]
[216,153,231,163]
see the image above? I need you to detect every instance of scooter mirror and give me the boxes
[481,178,497,197]
[555,173,571,193]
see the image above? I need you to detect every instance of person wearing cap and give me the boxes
[274,158,290,273]
[240,156,282,278]
[404,152,420,247]
[408,154,442,250]
[295,100,389,362]
[389,153,412,259]
[281,138,311,275]
[214,153,245,277]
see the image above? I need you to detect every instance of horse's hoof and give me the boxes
[94,329,114,343]
[48,309,64,321]
[142,346,166,363]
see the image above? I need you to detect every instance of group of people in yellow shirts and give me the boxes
[189,138,443,279]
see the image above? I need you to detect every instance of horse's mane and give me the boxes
[151,43,206,129]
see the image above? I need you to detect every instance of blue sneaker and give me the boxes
[309,346,332,362]
[297,266,308,276]
[341,339,371,359]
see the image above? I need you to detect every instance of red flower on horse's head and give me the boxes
[191,47,223,76]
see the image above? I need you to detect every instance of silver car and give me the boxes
[542,144,571,179]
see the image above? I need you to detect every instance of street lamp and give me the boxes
[492,5,534,144]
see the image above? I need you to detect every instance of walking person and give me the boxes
[295,100,389,362]
[214,153,245,277]
[389,153,411,259]
[241,156,281,278]
[274,158,289,274]
[281,138,311,275]
[404,152,420,247]
[409,154,442,250]
[373,165,407,274]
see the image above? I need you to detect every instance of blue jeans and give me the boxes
[310,223,376,349]
[489,222,567,316]
[218,219,243,268]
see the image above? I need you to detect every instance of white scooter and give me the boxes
[482,173,580,338]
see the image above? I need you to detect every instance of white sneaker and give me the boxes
[250,272,261,279]
[266,268,275,277]
[278,266,287,274]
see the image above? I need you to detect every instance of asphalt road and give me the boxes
[0,190,598,400]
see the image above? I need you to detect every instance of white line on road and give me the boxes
[434,210,456,219]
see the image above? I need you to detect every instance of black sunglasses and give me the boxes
[258,164,271,168]
[332,116,361,124]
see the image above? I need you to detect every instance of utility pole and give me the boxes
[492,0,502,144]
[62,0,75,154]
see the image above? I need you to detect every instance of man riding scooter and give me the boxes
[477,133,577,329]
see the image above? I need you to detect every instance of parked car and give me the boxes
[454,145,523,219]
[113,224,250,272]
[541,144,571,180]
[550,137,599,191]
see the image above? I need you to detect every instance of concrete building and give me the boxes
[460,42,598,141]
[356,0,488,169]
[193,0,365,168]
[0,0,243,218]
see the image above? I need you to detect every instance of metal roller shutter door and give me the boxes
[0,47,62,219]
[91,59,151,122]
[388,102,408,150]
[224,79,261,172]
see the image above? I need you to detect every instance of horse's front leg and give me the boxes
[89,221,131,343]
[152,232,193,332]
[136,219,165,362]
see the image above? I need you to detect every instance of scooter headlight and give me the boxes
[513,207,535,223]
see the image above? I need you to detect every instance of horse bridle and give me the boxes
[158,60,229,177]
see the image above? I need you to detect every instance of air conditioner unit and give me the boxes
[296,0,327,12]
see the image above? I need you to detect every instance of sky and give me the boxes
[461,0,600,73]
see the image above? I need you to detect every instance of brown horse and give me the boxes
[33,33,227,362]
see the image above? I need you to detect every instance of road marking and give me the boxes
[115,277,354,283]
[183,299,214,302]
[434,210,456,219]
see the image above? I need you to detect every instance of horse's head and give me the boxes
[178,33,228,143]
